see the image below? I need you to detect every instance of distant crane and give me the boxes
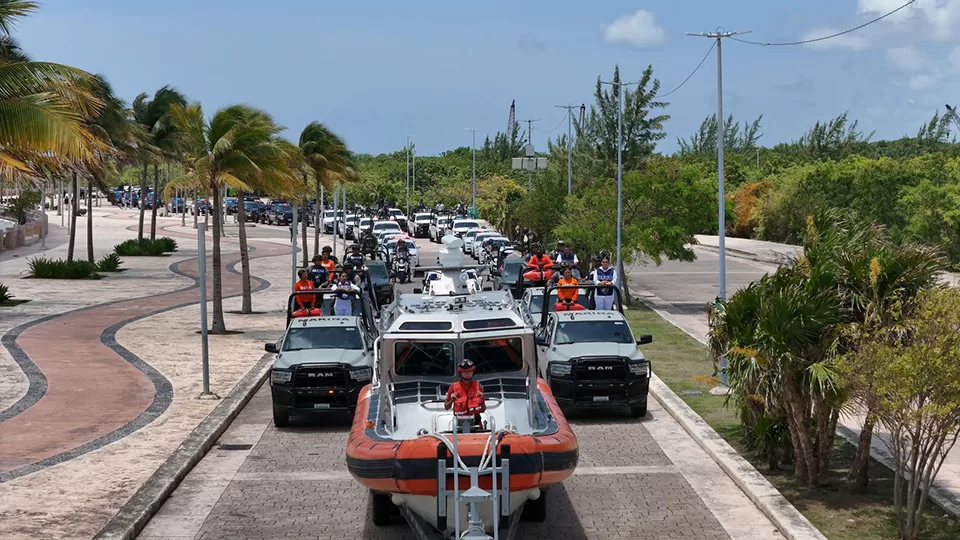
[507,100,516,138]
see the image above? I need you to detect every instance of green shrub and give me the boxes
[114,238,172,256]
[96,253,122,272]
[157,237,178,252]
[0,283,12,303]
[27,258,101,279]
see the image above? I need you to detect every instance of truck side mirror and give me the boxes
[637,334,653,345]
[535,335,548,346]
[413,287,423,294]
[264,342,278,353]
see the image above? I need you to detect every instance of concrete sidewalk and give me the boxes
[686,234,960,518]
[0,209,294,540]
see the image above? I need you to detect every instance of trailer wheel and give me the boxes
[371,492,393,526]
[521,490,547,522]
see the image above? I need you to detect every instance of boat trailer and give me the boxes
[400,416,527,540]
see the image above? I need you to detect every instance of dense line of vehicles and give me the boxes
[263,206,650,539]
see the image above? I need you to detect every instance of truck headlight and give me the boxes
[628,361,650,377]
[549,362,572,377]
[349,367,373,381]
[272,369,292,384]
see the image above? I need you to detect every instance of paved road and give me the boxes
[625,248,776,340]
[138,228,784,540]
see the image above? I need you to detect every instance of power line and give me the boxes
[534,116,567,133]
[657,41,717,98]
[730,0,917,47]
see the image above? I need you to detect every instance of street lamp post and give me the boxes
[688,28,751,393]
[465,128,477,216]
[405,136,411,215]
[599,80,635,286]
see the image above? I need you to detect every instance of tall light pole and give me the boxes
[555,105,577,195]
[687,28,750,302]
[689,29,750,393]
[465,128,477,216]
[600,80,635,285]
[411,138,416,194]
[405,135,411,215]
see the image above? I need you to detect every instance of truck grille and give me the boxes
[294,366,346,387]
[574,358,626,381]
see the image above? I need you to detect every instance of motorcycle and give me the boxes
[392,253,410,284]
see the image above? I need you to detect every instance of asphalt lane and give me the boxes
[136,225,782,540]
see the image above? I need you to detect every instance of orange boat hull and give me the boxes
[346,379,578,495]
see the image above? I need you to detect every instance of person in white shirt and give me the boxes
[333,272,360,316]
[588,256,618,310]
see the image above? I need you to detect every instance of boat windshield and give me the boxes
[463,338,524,373]
[282,326,364,351]
[395,341,455,376]
[554,320,633,345]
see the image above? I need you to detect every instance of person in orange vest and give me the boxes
[554,268,584,311]
[294,269,317,313]
[524,245,554,282]
[445,359,486,432]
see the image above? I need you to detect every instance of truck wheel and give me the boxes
[521,490,547,522]
[273,406,290,427]
[630,403,648,418]
[371,492,393,526]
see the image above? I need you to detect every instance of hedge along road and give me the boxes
[0,224,289,482]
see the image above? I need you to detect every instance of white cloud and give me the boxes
[603,10,666,47]
[887,47,930,72]
[907,72,941,90]
[801,0,960,49]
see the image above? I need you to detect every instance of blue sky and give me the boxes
[15,0,960,156]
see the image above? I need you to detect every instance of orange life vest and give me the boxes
[447,380,485,416]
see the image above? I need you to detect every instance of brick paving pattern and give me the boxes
[0,225,288,478]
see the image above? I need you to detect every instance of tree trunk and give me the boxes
[849,415,876,493]
[210,185,227,333]
[150,164,159,239]
[138,163,147,243]
[314,182,321,256]
[86,179,94,263]
[237,197,253,314]
[67,172,78,262]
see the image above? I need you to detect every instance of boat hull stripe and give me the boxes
[346,449,579,480]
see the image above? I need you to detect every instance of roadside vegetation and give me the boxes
[113,237,177,256]
[625,305,960,540]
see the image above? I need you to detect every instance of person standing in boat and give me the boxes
[445,359,486,432]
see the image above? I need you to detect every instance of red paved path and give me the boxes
[0,226,288,474]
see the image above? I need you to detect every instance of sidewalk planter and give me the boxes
[0,213,48,253]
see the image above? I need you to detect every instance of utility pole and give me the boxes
[405,135,411,215]
[688,28,750,394]
[411,138,416,193]
[465,128,477,216]
[686,28,750,302]
[599,80,636,290]
[520,119,540,190]
[555,105,577,195]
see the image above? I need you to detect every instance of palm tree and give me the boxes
[132,86,186,243]
[81,74,138,262]
[298,121,355,263]
[0,2,103,176]
[165,103,301,332]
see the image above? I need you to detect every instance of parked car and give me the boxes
[265,201,295,225]
[166,197,185,213]
[242,200,263,222]
[225,197,239,215]
[429,214,452,243]
[388,207,407,229]
[449,219,480,238]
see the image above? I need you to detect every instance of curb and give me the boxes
[93,352,274,540]
[695,243,797,266]
[636,296,827,540]
[649,376,827,540]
